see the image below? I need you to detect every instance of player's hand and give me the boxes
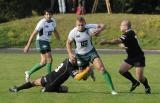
[119,44,128,49]
[24,45,29,53]
[99,39,107,45]
[69,53,76,64]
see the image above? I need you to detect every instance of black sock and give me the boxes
[17,82,34,91]
[141,78,150,88]
[121,72,137,84]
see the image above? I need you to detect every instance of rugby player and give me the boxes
[24,9,61,82]
[66,16,117,95]
[99,20,151,94]
[9,58,93,93]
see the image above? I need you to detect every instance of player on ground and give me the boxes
[99,20,151,94]
[9,58,93,93]
[66,16,117,95]
[24,9,61,82]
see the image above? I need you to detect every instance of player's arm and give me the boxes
[54,28,62,47]
[99,38,122,45]
[24,31,38,53]
[54,28,61,41]
[91,24,105,36]
[74,67,91,81]
[66,38,76,63]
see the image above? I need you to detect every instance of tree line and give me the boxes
[0,0,160,23]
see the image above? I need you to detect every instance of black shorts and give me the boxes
[124,55,145,67]
[41,76,60,92]
[40,69,70,92]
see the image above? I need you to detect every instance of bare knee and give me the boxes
[40,58,47,65]
[137,76,145,82]
[97,65,105,73]
[119,69,126,74]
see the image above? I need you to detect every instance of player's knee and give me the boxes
[31,81,36,86]
[97,65,105,72]
[119,69,124,74]
[41,59,47,65]
[137,76,144,82]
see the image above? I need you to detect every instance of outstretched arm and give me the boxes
[24,31,38,53]
[99,38,122,45]
[89,24,105,36]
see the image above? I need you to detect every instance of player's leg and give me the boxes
[25,40,49,82]
[135,67,151,94]
[45,51,53,73]
[25,54,46,82]
[119,61,140,92]
[9,78,42,93]
[92,57,117,95]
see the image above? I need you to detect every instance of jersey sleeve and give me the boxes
[88,28,96,36]
[85,24,98,28]
[68,29,75,41]
[119,34,127,43]
[51,18,56,28]
[35,20,44,32]
[70,70,79,78]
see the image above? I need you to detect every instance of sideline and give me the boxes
[0,48,160,54]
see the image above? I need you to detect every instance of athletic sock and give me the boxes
[141,78,150,88]
[28,63,45,76]
[121,71,137,84]
[46,63,52,73]
[17,82,34,91]
[102,70,115,91]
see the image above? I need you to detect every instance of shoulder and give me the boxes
[126,30,136,37]
[85,24,98,28]
[37,18,46,25]
[69,27,78,36]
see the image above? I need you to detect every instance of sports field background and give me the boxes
[0,14,160,49]
[0,53,159,103]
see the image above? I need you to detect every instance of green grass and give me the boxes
[0,53,160,103]
[0,14,160,49]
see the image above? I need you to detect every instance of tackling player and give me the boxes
[99,20,151,94]
[9,58,93,93]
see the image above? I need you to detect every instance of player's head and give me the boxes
[120,20,131,32]
[44,9,53,21]
[76,16,86,32]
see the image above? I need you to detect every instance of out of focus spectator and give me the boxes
[76,0,86,15]
[66,0,77,13]
[58,0,66,13]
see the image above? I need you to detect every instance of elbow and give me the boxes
[99,24,106,30]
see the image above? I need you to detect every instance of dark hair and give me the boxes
[77,16,85,22]
[44,9,53,15]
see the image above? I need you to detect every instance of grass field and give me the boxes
[0,53,160,103]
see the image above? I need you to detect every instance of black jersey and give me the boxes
[41,59,79,87]
[119,30,144,58]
